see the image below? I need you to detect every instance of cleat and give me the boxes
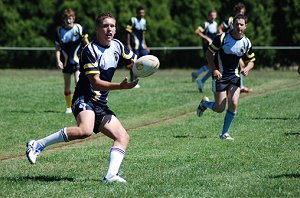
[26,140,44,164]
[65,108,72,114]
[191,72,198,82]
[197,79,204,92]
[240,87,253,93]
[103,174,127,183]
[134,84,140,89]
[196,97,209,117]
[219,133,234,140]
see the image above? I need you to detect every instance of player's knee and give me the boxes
[121,131,130,143]
[214,105,226,113]
[77,128,93,139]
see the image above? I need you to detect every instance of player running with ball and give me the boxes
[197,14,255,140]
[26,13,138,183]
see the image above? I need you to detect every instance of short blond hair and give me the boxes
[62,8,75,20]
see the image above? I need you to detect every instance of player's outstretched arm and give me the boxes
[88,74,138,91]
[120,77,139,89]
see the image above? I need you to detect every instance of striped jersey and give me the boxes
[126,17,147,50]
[208,32,255,77]
[55,23,88,65]
[73,39,137,105]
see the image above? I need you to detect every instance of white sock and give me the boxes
[105,147,126,178]
[37,127,69,148]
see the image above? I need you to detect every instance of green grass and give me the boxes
[0,68,299,197]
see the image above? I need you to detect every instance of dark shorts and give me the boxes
[72,96,116,133]
[212,75,241,92]
[62,63,80,74]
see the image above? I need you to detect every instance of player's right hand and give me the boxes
[213,69,222,80]
[57,61,64,70]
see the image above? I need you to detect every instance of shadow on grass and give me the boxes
[284,132,300,137]
[0,175,75,182]
[173,134,208,139]
[252,117,299,121]
[269,173,300,179]
[4,109,63,114]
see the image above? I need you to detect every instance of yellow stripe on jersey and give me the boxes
[126,25,132,33]
[197,26,205,33]
[209,44,219,52]
[87,44,97,63]
[235,68,240,77]
[84,63,98,69]
[85,70,100,75]
[122,46,134,59]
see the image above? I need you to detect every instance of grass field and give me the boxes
[0,68,299,197]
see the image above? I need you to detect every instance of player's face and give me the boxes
[138,10,145,18]
[238,8,246,15]
[63,16,75,29]
[96,17,116,46]
[209,12,217,21]
[233,18,246,38]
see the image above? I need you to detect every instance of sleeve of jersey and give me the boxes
[82,27,88,39]
[208,34,222,53]
[126,17,134,33]
[54,28,60,46]
[116,40,137,67]
[243,39,256,63]
[197,23,206,33]
[81,44,99,76]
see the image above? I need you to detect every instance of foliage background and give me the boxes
[0,0,299,68]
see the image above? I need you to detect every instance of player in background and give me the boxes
[197,14,255,140]
[218,2,253,93]
[192,10,219,93]
[26,13,139,183]
[55,8,89,113]
[126,6,150,88]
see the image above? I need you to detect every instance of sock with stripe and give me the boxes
[37,127,69,148]
[105,147,126,178]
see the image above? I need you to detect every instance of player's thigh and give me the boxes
[76,110,96,133]
[100,115,128,141]
[214,91,227,112]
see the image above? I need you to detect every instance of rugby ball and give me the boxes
[132,55,160,77]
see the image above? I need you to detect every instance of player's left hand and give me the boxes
[241,68,249,76]
[120,77,139,89]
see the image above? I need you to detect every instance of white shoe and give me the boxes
[134,84,140,88]
[220,133,234,140]
[103,174,127,183]
[196,97,209,117]
[26,140,44,164]
[65,108,72,114]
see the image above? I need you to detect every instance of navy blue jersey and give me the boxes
[196,20,218,52]
[222,16,234,32]
[55,23,88,65]
[208,32,255,78]
[73,39,137,105]
[126,17,147,50]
